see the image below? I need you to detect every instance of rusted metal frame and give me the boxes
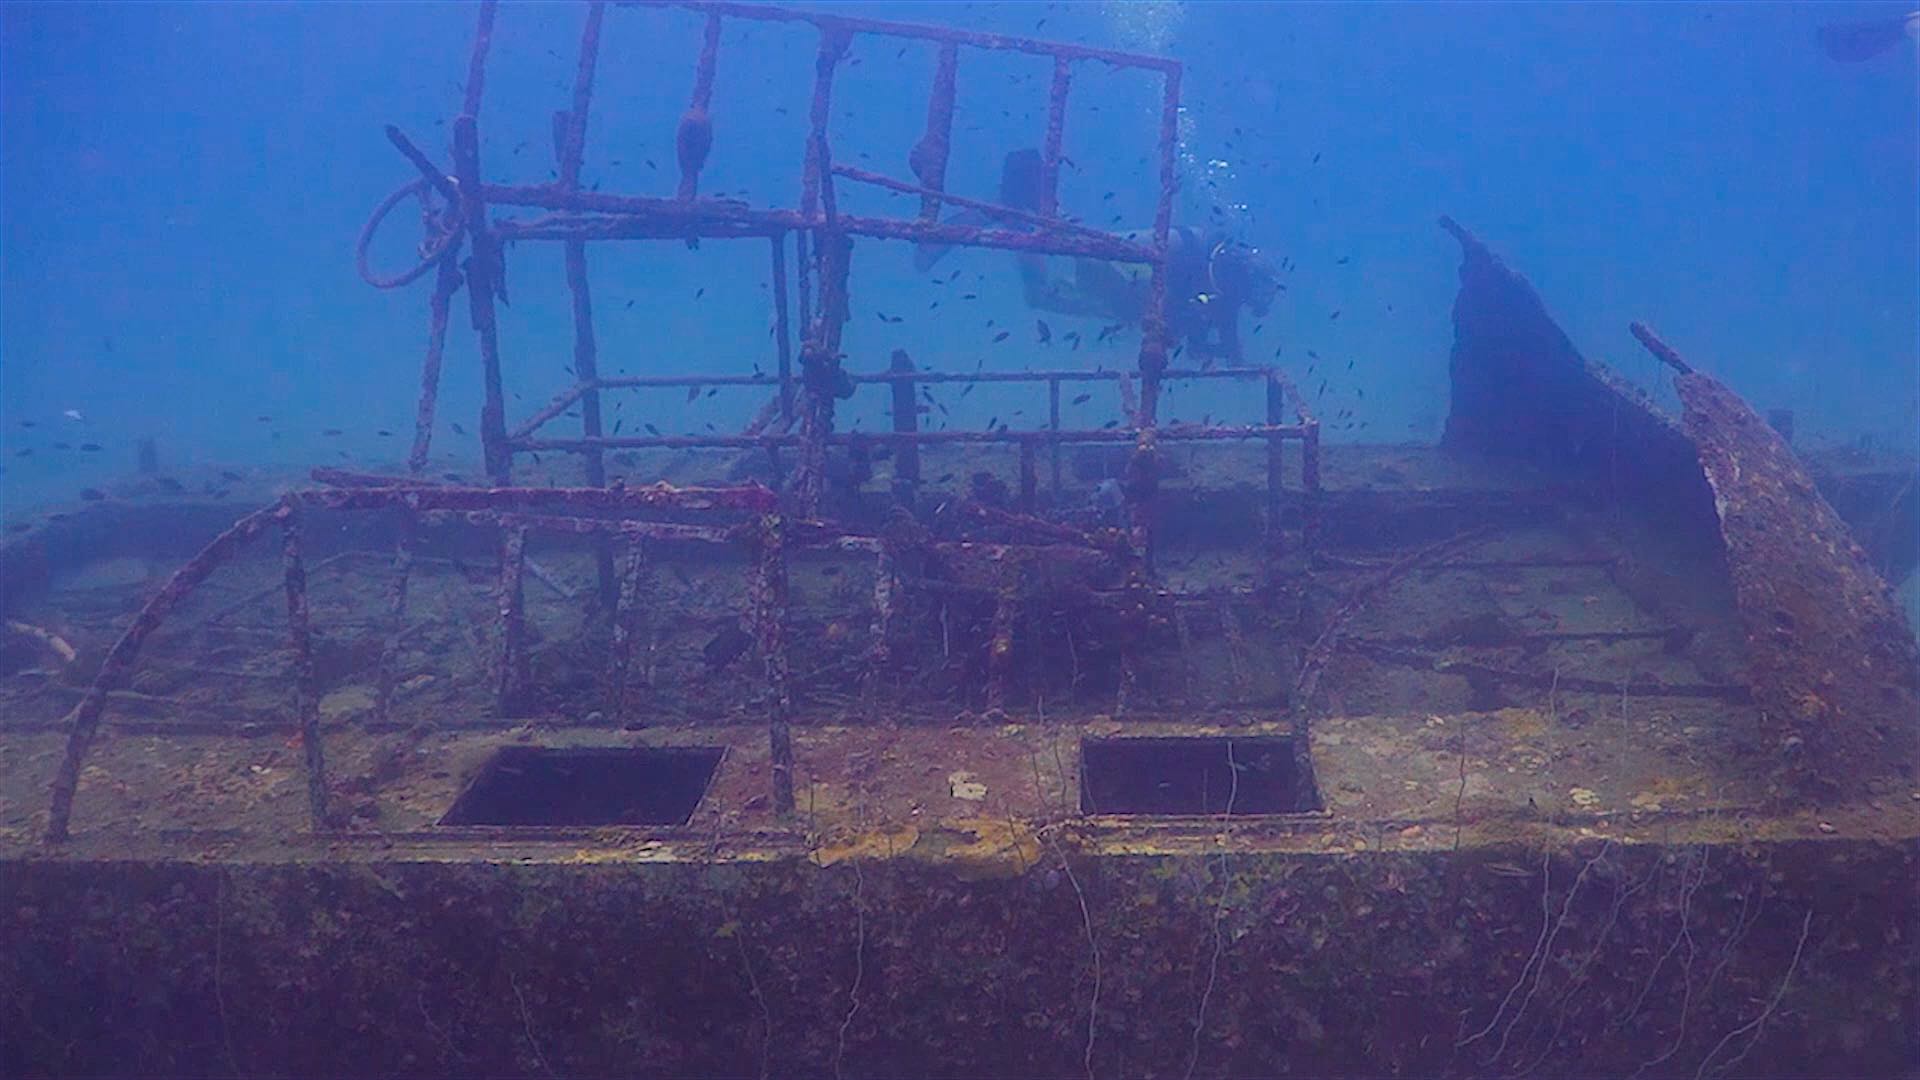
[910,43,958,221]
[791,25,852,514]
[507,380,594,443]
[799,26,850,218]
[888,349,920,503]
[750,515,797,815]
[795,229,812,340]
[302,479,779,514]
[43,505,283,843]
[1048,377,1063,500]
[1018,440,1038,512]
[408,252,465,474]
[372,508,418,726]
[555,2,606,191]
[831,165,1125,251]
[631,1,1180,75]
[548,364,1268,395]
[462,0,498,118]
[496,525,530,715]
[452,116,513,484]
[491,203,1154,262]
[1038,55,1072,219]
[416,509,741,547]
[279,498,333,830]
[608,539,649,721]
[770,233,795,421]
[382,126,464,207]
[545,36,620,608]
[1264,369,1287,563]
[986,561,1020,711]
[677,12,723,200]
[517,423,1307,453]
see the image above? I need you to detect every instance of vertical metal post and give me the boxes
[889,348,920,505]
[373,508,417,726]
[1047,377,1062,500]
[280,499,331,830]
[496,526,528,716]
[551,15,618,609]
[408,249,463,475]
[1264,371,1285,554]
[459,1,498,119]
[1038,56,1072,219]
[752,516,796,816]
[609,537,648,721]
[770,233,795,422]
[1018,438,1038,513]
[452,116,512,485]
[1301,417,1322,557]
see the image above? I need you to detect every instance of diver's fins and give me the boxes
[911,149,1047,275]
[913,208,991,273]
[998,148,1045,212]
[1817,14,1916,63]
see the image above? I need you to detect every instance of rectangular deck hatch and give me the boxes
[441,746,723,827]
[1081,736,1317,815]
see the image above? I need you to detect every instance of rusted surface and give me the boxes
[1632,324,1920,798]
[41,506,284,843]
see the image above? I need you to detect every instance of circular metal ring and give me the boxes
[355,177,461,290]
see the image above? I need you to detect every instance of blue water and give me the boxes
[2,1,1914,519]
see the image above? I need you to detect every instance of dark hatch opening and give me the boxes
[1080,736,1318,815]
[440,746,723,827]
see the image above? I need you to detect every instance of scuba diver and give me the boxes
[914,149,1280,362]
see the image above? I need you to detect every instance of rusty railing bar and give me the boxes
[489,201,1157,263]
[372,508,417,726]
[452,115,513,484]
[829,164,1121,248]
[280,498,333,830]
[42,504,285,843]
[515,423,1310,453]
[495,525,529,715]
[770,232,795,421]
[1038,55,1071,219]
[626,1,1180,74]
[460,0,498,118]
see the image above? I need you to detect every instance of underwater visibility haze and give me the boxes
[0,2,1917,1078]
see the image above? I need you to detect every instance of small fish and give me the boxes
[644,423,661,436]
[79,487,107,501]
[323,429,343,436]
[1329,310,1341,321]
[993,331,1010,343]
[18,420,35,428]
[79,443,101,452]
[13,449,30,457]
[1336,256,1350,265]
[63,409,83,422]
[451,422,467,435]
[1035,320,1052,345]
[686,386,701,403]
[377,429,393,437]
[1071,393,1091,405]
[694,287,705,299]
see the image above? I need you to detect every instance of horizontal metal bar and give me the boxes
[832,163,1116,246]
[624,0,1181,74]
[515,424,1309,453]
[589,366,1273,391]
[487,199,1158,263]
